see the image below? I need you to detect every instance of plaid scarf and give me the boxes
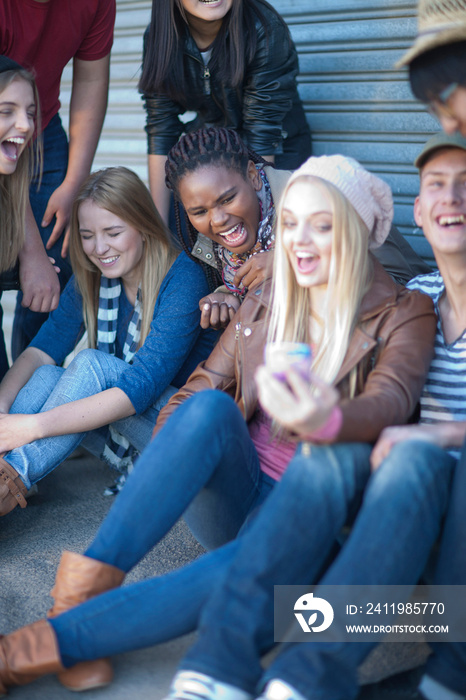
[216,166,275,296]
[96,276,142,486]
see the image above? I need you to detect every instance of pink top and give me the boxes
[248,410,296,481]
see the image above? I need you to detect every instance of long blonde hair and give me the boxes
[69,167,179,349]
[0,69,41,273]
[269,176,373,391]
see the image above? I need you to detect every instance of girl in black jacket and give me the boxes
[139,0,311,222]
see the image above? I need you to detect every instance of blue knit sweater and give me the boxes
[30,253,217,414]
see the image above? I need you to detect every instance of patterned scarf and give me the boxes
[215,166,275,296]
[96,276,142,488]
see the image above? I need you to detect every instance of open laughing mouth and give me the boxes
[1,136,25,162]
[438,214,465,227]
[98,255,120,266]
[218,223,248,247]
[295,250,319,273]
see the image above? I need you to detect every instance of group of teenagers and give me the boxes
[1,0,466,699]
[0,0,313,373]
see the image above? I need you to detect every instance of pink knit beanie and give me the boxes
[287,155,394,249]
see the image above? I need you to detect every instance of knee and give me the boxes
[31,363,63,385]
[281,444,369,513]
[177,390,239,431]
[289,443,371,492]
[65,348,118,387]
[61,348,117,394]
[66,348,102,373]
[372,440,454,509]
[25,363,64,396]
[10,363,64,413]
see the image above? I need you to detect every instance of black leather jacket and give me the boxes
[142,3,311,166]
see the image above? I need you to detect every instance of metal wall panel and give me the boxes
[60,0,436,262]
[268,0,437,262]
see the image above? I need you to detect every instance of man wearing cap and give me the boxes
[396,0,466,136]
[371,131,466,700]
[0,0,116,356]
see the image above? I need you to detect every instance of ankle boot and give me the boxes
[0,459,27,517]
[0,619,65,695]
[48,550,125,692]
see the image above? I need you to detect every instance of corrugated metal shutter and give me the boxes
[60,0,437,263]
[269,0,437,263]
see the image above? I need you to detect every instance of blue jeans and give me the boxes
[85,390,275,567]
[424,442,466,696]
[4,349,174,489]
[51,541,240,667]
[181,440,454,700]
[49,390,276,665]
[12,114,73,358]
[48,440,368,669]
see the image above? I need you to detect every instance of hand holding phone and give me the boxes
[256,344,339,436]
[264,342,312,383]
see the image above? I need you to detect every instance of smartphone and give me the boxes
[264,342,312,383]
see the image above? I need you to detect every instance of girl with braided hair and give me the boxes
[139,0,311,225]
[165,126,291,329]
[165,126,431,330]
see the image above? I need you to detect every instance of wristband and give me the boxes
[300,406,343,443]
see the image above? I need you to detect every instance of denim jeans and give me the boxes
[425,443,466,696]
[50,440,363,669]
[12,114,73,358]
[4,348,175,489]
[51,540,240,667]
[49,390,277,666]
[181,440,455,700]
[49,440,369,670]
[85,390,276,568]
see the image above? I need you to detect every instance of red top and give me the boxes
[0,0,116,129]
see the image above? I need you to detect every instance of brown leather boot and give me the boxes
[0,619,65,694]
[48,550,125,692]
[0,459,27,517]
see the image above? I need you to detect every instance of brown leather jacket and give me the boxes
[155,260,436,444]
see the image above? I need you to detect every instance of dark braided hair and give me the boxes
[165,127,271,290]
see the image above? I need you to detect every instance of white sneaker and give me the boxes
[257,679,308,700]
[165,671,253,700]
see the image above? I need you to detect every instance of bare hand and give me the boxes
[255,365,339,437]
[233,250,274,291]
[20,250,60,313]
[48,256,61,274]
[370,424,441,471]
[199,292,241,330]
[0,413,40,452]
[43,181,79,258]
